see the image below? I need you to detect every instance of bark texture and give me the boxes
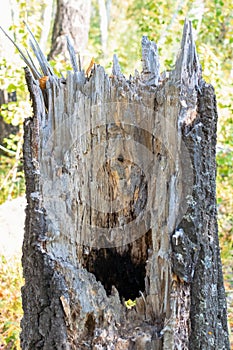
[21,20,229,349]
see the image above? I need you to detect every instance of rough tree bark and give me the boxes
[20,20,229,349]
[48,0,91,60]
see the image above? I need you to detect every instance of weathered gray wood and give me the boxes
[112,54,123,77]
[141,36,160,86]
[66,36,80,73]
[19,20,230,349]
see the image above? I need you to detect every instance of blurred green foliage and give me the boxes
[0,0,47,204]
[0,256,23,350]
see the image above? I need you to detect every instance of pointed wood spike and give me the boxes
[23,20,55,78]
[66,36,79,72]
[112,54,123,77]
[29,38,49,77]
[173,19,202,88]
[0,26,40,80]
[26,49,42,79]
[141,36,160,86]
[78,53,82,72]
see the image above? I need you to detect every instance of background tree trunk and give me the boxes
[98,0,111,55]
[48,0,91,60]
[21,20,230,349]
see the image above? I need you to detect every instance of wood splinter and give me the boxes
[39,76,49,90]
[86,57,95,77]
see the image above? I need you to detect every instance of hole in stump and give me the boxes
[85,313,96,336]
[82,229,152,301]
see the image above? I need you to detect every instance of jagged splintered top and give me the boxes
[0,19,202,89]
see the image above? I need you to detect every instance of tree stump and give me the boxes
[21,20,229,349]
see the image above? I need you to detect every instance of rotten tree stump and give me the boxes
[18,20,229,349]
